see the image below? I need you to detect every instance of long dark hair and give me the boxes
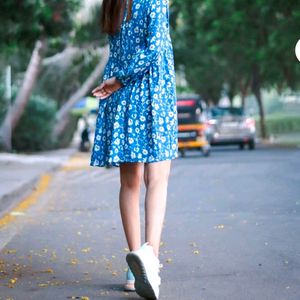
[101,0,133,35]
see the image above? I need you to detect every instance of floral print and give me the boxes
[90,0,178,167]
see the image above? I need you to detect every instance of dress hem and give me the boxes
[90,155,178,168]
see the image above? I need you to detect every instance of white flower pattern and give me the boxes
[90,0,178,167]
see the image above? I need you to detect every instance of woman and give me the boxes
[90,0,177,299]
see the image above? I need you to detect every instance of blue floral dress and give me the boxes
[90,0,178,167]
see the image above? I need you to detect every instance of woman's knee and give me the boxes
[120,163,143,189]
[144,161,171,188]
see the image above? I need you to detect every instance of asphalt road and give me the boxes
[0,145,300,300]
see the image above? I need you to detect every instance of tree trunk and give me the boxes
[241,92,246,109]
[240,78,251,109]
[53,45,109,139]
[0,39,46,151]
[252,66,266,138]
[228,90,234,107]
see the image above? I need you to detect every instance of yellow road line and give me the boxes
[61,153,91,172]
[0,174,52,228]
[0,152,91,228]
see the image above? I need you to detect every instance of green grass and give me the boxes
[255,114,300,136]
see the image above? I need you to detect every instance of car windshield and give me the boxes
[210,107,244,118]
[177,98,204,124]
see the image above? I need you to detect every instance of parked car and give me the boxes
[205,106,256,150]
[177,96,211,157]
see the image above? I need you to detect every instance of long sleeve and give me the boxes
[114,0,169,86]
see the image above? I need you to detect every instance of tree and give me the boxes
[171,0,225,104]
[42,2,109,140]
[0,40,46,150]
[0,0,81,150]
[171,0,300,137]
[53,45,109,139]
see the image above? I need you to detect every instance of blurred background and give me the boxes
[0,0,299,153]
[0,2,300,299]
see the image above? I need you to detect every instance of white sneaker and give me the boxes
[126,243,161,299]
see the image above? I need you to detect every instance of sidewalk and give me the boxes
[261,132,300,148]
[0,148,77,218]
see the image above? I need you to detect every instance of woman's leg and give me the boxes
[144,160,171,257]
[119,163,144,252]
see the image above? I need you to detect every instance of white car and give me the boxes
[205,107,256,150]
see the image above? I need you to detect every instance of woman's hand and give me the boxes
[92,77,123,99]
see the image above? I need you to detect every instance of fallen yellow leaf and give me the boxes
[38,283,49,287]
[10,278,17,284]
[5,249,17,254]
[46,268,54,273]
[70,258,79,265]
[81,248,91,253]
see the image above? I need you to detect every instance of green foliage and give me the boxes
[55,115,80,148]
[171,0,300,101]
[0,83,18,123]
[255,114,300,136]
[0,0,83,107]
[35,2,107,108]
[264,97,284,115]
[37,49,101,108]
[171,0,231,102]
[266,115,300,135]
[0,84,6,122]
[0,1,104,152]
[0,0,81,50]
[74,3,107,46]
[12,95,57,151]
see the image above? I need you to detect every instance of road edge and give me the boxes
[0,173,53,228]
[0,149,79,227]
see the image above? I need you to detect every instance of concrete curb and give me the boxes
[0,166,57,221]
[0,148,78,220]
[260,139,300,149]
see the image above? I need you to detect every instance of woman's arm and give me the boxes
[114,0,169,86]
[92,77,122,99]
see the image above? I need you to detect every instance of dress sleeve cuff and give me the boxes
[115,70,131,87]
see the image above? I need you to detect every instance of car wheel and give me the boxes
[248,140,255,150]
[180,149,186,157]
[203,149,210,157]
[202,145,211,157]
[239,143,245,150]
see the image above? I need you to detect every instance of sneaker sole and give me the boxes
[124,286,136,292]
[126,253,158,300]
